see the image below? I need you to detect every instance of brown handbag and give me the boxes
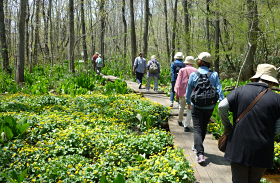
[218,88,269,152]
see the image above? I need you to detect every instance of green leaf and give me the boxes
[11,170,18,180]
[4,126,13,140]
[1,173,15,182]
[100,175,108,183]
[17,123,30,136]
[18,169,27,182]
[4,116,16,128]
[113,174,125,183]
[17,117,27,126]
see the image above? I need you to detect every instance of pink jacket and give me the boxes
[174,65,197,97]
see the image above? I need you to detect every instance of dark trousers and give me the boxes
[231,162,266,183]
[136,71,144,85]
[191,106,214,156]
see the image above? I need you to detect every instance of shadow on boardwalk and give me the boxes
[102,74,232,183]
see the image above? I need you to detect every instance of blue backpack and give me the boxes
[97,57,102,64]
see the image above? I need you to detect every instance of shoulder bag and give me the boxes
[218,88,269,152]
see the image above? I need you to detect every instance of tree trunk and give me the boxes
[241,0,259,80]
[215,19,219,74]
[171,0,178,60]
[183,0,190,55]
[33,0,40,69]
[100,0,105,63]
[81,0,88,69]
[49,0,54,74]
[69,0,75,73]
[121,0,127,61]
[142,0,149,58]
[42,0,48,73]
[129,0,137,70]
[163,0,170,62]
[29,2,35,73]
[0,0,9,72]
[16,0,27,84]
[206,0,210,52]
[25,3,29,70]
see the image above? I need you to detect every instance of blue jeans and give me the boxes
[136,72,144,85]
[192,106,214,156]
[170,81,176,102]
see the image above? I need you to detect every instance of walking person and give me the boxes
[186,52,224,164]
[92,52,99,71]
[170,52,186,107]
[174,56,197,132]
[95,54,103,75]
[146,55,160,92]
[218,64,280,182]
[133,52,147,89]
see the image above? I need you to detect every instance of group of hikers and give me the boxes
[132,51,280,183]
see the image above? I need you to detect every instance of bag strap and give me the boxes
[195,71,201,77]
[185,69,189,78]
[207,70,213,78]
[235,88,270,124]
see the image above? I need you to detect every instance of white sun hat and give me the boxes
[174,52,184,60]
[184,56,195,65]
[196,52,211,63]
[250,64,279,85]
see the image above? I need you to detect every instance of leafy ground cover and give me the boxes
[0,91,195,182]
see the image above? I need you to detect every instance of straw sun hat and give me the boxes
[174,52,184,60]
[184,56,195,65]
[196,52,211,63]
[250,64,279,85]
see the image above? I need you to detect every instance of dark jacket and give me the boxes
[225,82,280,168]
[171,60,185,82]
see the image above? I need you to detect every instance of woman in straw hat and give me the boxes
[174,56,197,132]
[170,52,186,107]
[218,64,280,182]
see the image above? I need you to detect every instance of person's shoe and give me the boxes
[177,121,183,126]
[138,83,142,89]
[147,89,149,92]
[192,145,197,154]
[184,127,190,132]
[169,103,173,107]
[196,155,205,164]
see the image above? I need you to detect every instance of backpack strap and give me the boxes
[207,70,213,78]
[195,71,201,77]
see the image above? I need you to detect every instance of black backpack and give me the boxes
[191,71,219,107]
[174,62,183,80]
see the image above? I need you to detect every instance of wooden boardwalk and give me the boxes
[102,74,232,183]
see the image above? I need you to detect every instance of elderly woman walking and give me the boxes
[146,55,160,92]
[174,56,197,132]
[170,52,186,107]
